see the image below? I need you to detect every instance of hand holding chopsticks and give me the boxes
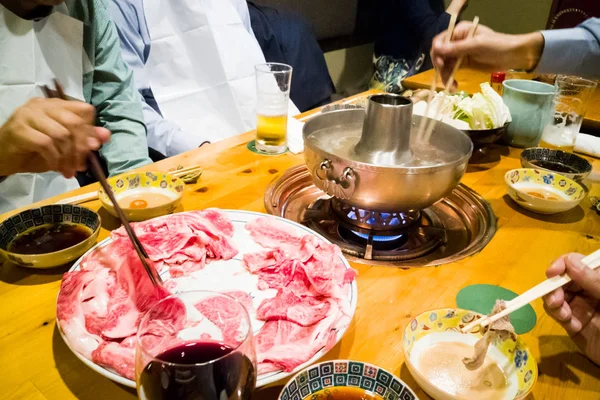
[43,80,162,287]
[462,250,600,333]
[416,16,480,144]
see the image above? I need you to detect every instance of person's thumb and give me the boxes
[566,253,600,299]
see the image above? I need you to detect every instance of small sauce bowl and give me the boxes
[505,168,587,214]
[279,359,418,400]
[403,308,537,400]
[520,147,592,182]
[99,172,184,222]
[0,205,101,268]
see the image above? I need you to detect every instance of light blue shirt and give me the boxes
[109,0,254,157]
[538,18,600,79]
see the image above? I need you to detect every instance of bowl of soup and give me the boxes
[279,359,419,400]
[99,172,184,221]
[403,308,537,400]
[505,168,586,214]
[0,205,101,269]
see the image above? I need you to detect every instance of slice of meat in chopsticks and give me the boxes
[462,300,516,370]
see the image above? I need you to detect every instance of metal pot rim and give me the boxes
[303,109,473,174]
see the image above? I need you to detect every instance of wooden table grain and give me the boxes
[2,91,600,400]
[403,68,600,132]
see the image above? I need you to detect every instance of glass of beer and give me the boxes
[255,63,293,154]
[539,75,597,152]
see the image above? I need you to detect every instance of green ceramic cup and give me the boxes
[502,79,555,148]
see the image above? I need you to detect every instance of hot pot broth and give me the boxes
[305,123,466,168]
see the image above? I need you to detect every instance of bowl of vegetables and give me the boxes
[412,83,511,148]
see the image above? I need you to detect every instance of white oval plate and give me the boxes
[57,210,358,389]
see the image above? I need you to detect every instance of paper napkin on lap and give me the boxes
[575,133,600,159]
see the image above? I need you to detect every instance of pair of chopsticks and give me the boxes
[43,80,162,287]
[462,250,600,333]
[56,164,203,205]
[416,15,480,144]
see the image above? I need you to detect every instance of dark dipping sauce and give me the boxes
[8,223,92,254]
[530,160,579,174]
[309,387,383,400]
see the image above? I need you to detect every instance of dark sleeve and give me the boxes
[403,0,452,55]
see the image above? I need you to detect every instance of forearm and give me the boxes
[512,32,544,71]
[141,101,210,157]
[535,21,600,79]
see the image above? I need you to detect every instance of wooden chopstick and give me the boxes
[172,165,202,175]
[55,166,203,205]
[43,80,162,287]
[88,154,162,287]
[461,249,600,333]
[415,14,457,143]
[420,16,479,144]
[56,191,98,205]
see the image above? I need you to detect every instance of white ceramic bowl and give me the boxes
[504,168,587,214]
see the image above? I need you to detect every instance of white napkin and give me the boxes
[287,117,305,154]
[575,133,600,159]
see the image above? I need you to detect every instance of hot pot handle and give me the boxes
[315,159,357,200]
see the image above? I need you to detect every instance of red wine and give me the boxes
[138,341,255,400]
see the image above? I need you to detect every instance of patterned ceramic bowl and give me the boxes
[99,172,184,222]
[520,147,592,182]
[0,205,101,269]
[504,168,587,214]
[279,359,418,400]
[403,308,537,400]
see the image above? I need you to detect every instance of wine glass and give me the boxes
[135,290,256,400]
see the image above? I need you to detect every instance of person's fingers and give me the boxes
[93,127,111,145]
[61,100,96,124]
[16,127,62,172]
[544,286,565,309]
[41,108,86,174]
[543,301,582,336]
[554,301,572,322]
[546,255,568,278]
[45,107,95,172]
[565,253,600,299]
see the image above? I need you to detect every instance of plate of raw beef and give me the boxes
[56,209,358,388]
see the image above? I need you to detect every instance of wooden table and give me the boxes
[2,91,600,400]
[403,68,600,133]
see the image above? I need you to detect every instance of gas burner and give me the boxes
[264,165,497,267]
[303,198,446,261]
[330,199,420,233]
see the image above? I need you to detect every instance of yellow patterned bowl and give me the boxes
[505,168,586,214]
[0,205,101,269]
[403,308,537,400]
[99,172,184,222]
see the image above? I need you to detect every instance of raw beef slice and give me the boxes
[256,289,331,326]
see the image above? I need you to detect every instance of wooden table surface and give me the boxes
[403,68,600,133]
[2,91,600,400]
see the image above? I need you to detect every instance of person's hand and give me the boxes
[0,98,110,178]
[431,21,544,88]
[543,253,600,365]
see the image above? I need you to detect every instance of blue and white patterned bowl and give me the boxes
[0,205,101,269]
[279,359,419,400]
